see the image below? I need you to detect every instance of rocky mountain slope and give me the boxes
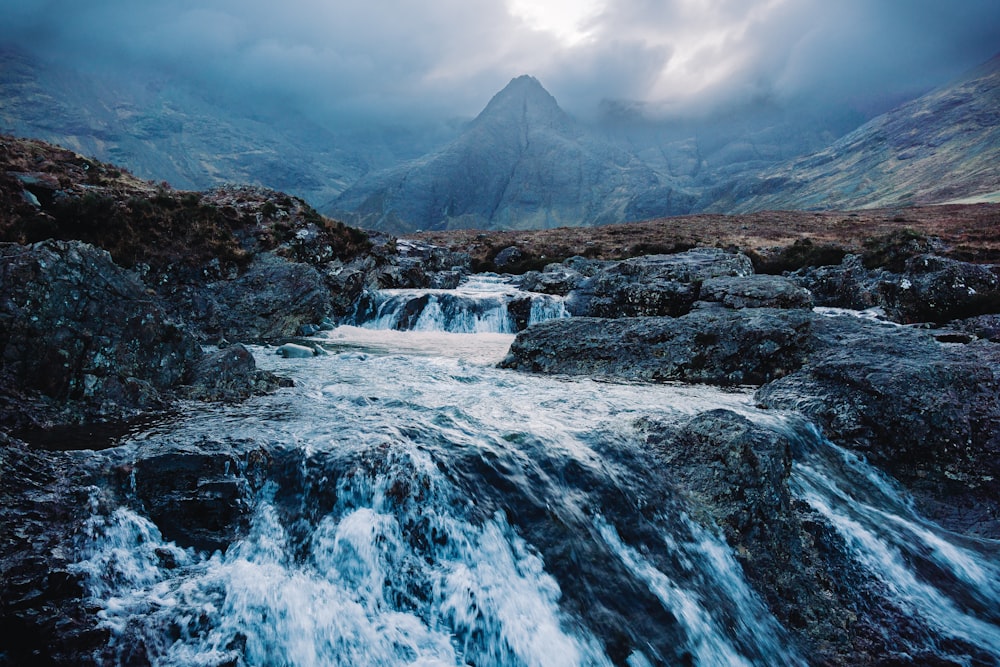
[329,56,1000,229]
[5,45,998,229]
[711,54,1000,212]
[328,76,695,233]
[0,48,457,208]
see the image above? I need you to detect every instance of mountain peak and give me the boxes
[502,75,547,94]
[473,75,570,130]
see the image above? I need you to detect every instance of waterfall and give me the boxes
[348,274,568,333]
[789,425,1000,657]
[68,317,1000,666]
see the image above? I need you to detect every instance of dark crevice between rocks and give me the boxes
[10,413,175,452]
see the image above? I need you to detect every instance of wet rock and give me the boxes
[492,245,523,268]
[566,248,754,317]
[185,344,291,401]
[567,274,700,317]
[501,308,812,386]
[0,437,107,665]
[0,431,275,664]
[0,240,202,427]
[791,254,884,310]
[198,253,333,341]
[950,313,1000,342]
[561,255,614,276]
[374,237,471,289]
[323,255,382,314]
[699,274,814,310]
[425,270,464,289]
[610,248,755,283]
[516,265,586,296]
[795,254,1000,324]
[276,342,318,359]
[640,410,940,665]
[518,256,612,297]
[132,442,271,553]
[643,413,827,639]
[877,254,1000,324]
[649,410,794,538]
[755,318,1000,537]
[506,297,533,331]
[298,323,321,336]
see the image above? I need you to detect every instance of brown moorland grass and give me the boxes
[411,204,1000,273]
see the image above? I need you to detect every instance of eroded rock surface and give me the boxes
[0,240,199,427]
[756,319,1000,537]
[565,248,754,318]
[0,240,285,429]
[501,308,813,385]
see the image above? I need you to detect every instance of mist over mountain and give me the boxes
[0,48,463,205]
[710,54,1000,212]
[329,57,1000,230]
[329,76,696,233]
[3,44,999,231]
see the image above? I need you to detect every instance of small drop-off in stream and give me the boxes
[70,277,1000,666]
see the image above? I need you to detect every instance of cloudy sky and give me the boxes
[4,0,1000,123]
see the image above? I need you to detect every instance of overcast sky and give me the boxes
[4,0,1000,123]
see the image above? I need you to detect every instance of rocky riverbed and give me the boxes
[2,136,1000,665]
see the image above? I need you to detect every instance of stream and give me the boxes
[70,277,1000,666]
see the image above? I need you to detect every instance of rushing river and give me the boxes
[70,278,1000,666]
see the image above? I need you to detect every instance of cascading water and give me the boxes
[348,274,567,333]
[68,281,1000,666]
[789,427,1000,659]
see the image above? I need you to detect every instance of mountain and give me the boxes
[710,54,1000,212]
[4,44,996,228]
[0,48,459,207]
[328,76,695,233]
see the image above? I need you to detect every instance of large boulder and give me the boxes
[640,409,973,665]
[699,274,814,310]
[755,318,1000,537]
[877,254,1000,324]
[179,252,333,342]
[645,410,795,541]
[516,257,601,296]
[373,237,470,290]
[0,240,286,429]
[566,248,754,317]
[130,440,272,553]
[184,344,292,402]
[792,254,886,310]
[794,253,1000,324]
[639,411,863,664]
[500,308,813,385]
[0,240,201,426]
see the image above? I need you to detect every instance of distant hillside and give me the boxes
[4,44,997,229]
[710,54,1000,212]
[0,48,458,208]
[328,76,695,233]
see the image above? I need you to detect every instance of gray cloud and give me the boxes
[2,0,998,123]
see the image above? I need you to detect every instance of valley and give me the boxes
[0,21,999,666]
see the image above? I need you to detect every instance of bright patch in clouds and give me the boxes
[507,0,604,46]
[2,0,999,121]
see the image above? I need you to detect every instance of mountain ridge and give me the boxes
[711,52,1000,212]
[3,48,998,229]
[328,76,692,232]
[0,48,461,207]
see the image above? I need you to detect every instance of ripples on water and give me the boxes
[70,281,1000,666]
